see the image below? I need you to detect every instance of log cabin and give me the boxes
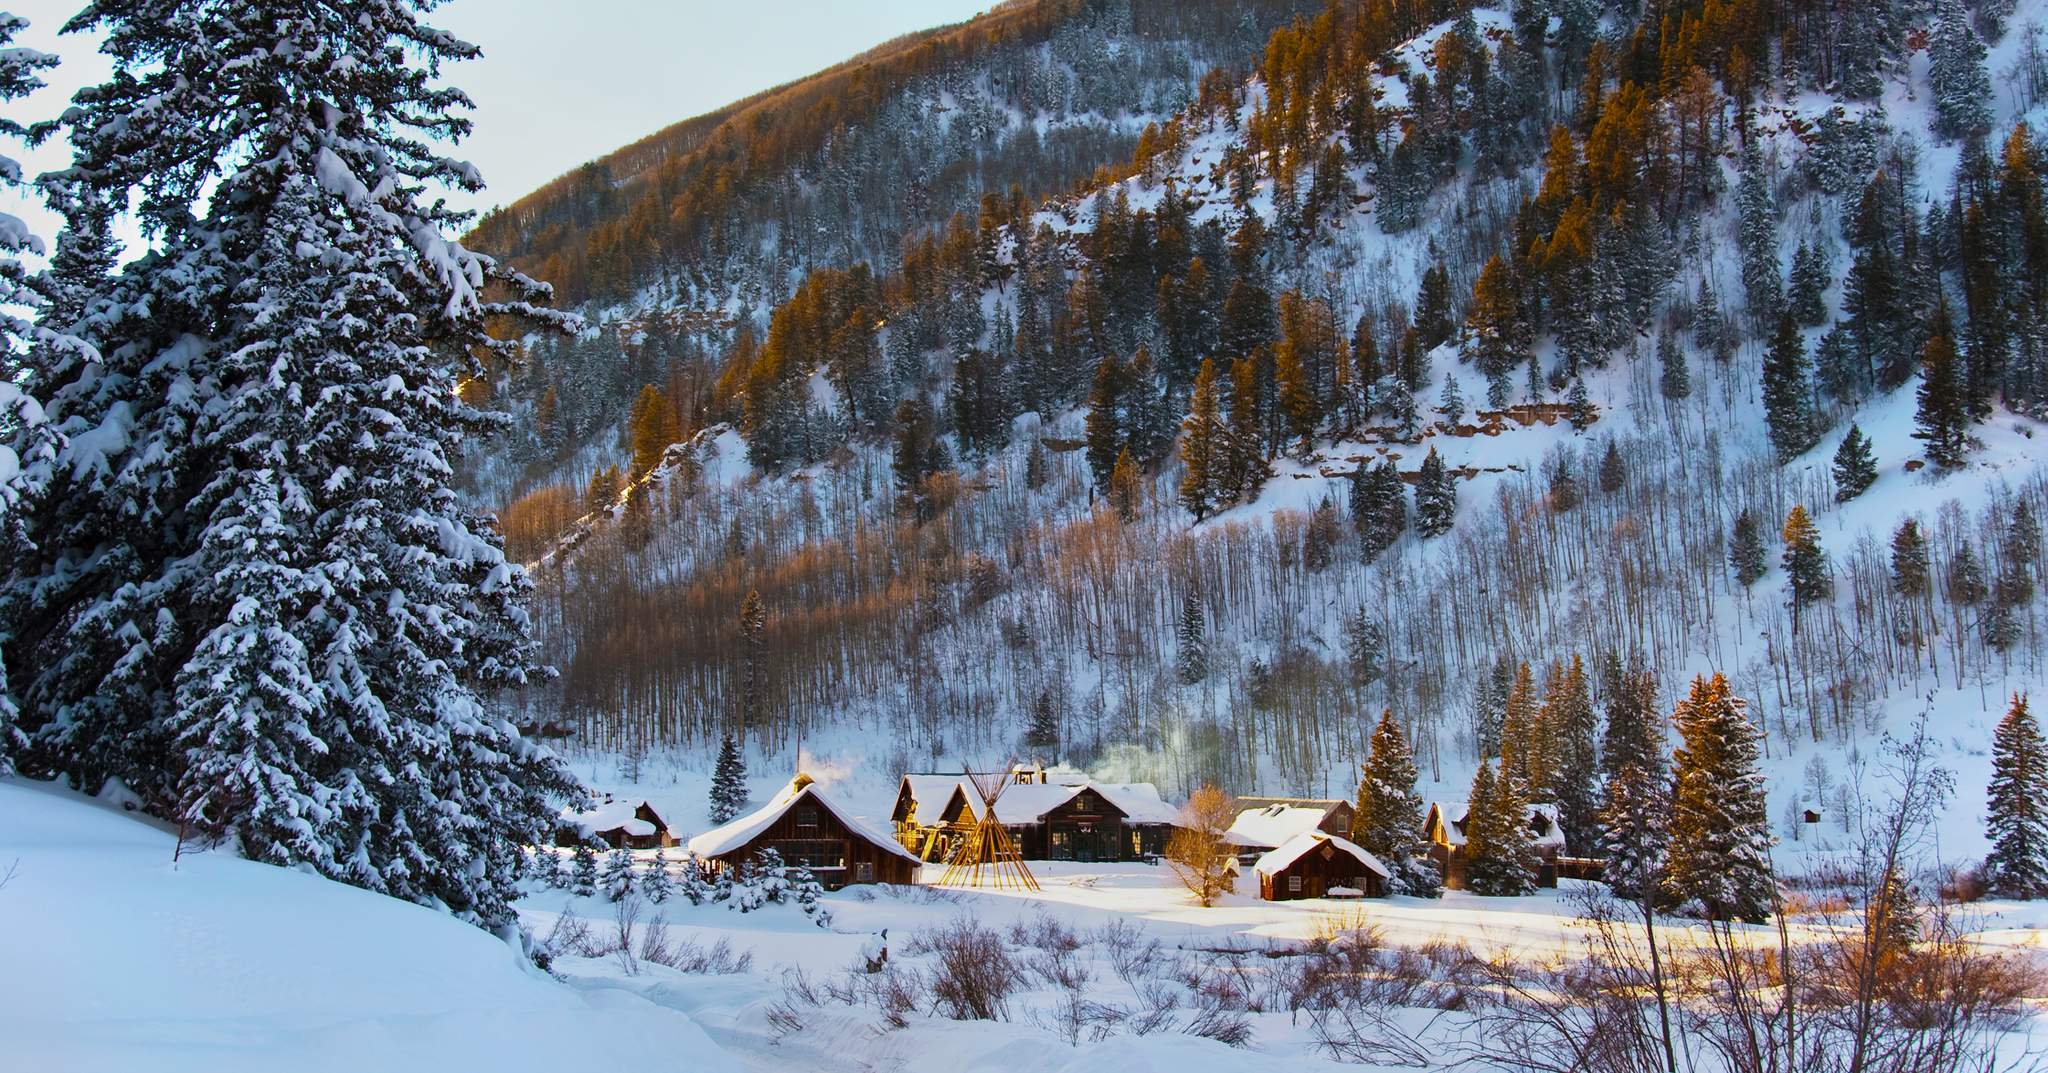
[1424,799,1570,889]
[1254,831,1390,900]
[691,774,920,888]
[555,798,677,850]
[1224,799,1356,862]
[890,766,1182,862]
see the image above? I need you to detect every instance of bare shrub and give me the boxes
[540,909,606,959]
[1182,1006,1253,1047]
[642,932,754,974]
[1097,918,1167,985]
[1009,911,1081,952]
[1165,785,1238,906]
[921,917,1017,1020]
[1027,944,1092,992]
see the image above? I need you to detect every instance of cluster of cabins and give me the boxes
[556,765,1592,898]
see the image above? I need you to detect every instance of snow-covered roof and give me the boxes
[1227,804,1339,850]
[1090,783,1180,825]
[899,773,1180,825]
[689,777,922,864]
[559,800,664,840]
[900,775,980,821]
[1426,800,1567,851]
[1254,832,1390,880]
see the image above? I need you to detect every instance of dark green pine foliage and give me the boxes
[1566,377,1594,431]
[1832,423,1879,501]
[710,734,750,825]
[1988,694,2048,898]
[1351,457,1407,558]
[1349,710,1441,897]
[1788,239,1831,326]
[1414,448,1457,538]
[1473,657,1512,758]
[1084,352,1130,493]
[1304,498,1342,572]
[1736,137,1783,328]
[1597,656,1667,902]
[1890,518,1932,600]
[1597,440,1626,495]
[1781,506,1832,635]
[1547,655,1600,853]
[1763,313,1817,463]
[1177,589,1208,685]
[1463,760,1538,896]
[1341,609,1385,687]
[5,0,579,931]
[1657,324,1691,402]
[1729,509,1769,588]
[1024,689,1060,752]
[1665,674,1776,923]
[1915,301,1971,469]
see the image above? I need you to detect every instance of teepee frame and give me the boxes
[934,766,1040,891]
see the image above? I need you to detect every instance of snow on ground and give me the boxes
[0,778,737,1073]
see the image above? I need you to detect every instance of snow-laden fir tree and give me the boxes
[0,15,64,776]
[1763,313,1817,462]
[1463,760,1537,896]
[1730,509,1768,588]
[1176,589,1208,685]
[600,846,636,902]
[1473,657,1512,758]
[1736,138,1783,328]
[570,841,600,897]
[1929,0,1994,141]
[1437,374,1465,428]
[1349,709,1441,897]
[1832,422,1879,501]
[1597,439,1625,495]
[1177,357,1225,520]
[1987,694,2048,898]
[710,734,749,825]
[643,846,675,904]
[1657,323,1691,402]
[1566,376,1594,431]
[1915,301,1971,468]
[1414,447,1457,537]
[3,0,578,932]
[1351,456,1406,559]
[1665,674,1776,923]
[1342,609,1385,687]
[1597,656,1667,902]
[1890,518,1932,600]
[1789,239,1831,327]
[1304,497,1341,571]
[1782,505,1832,635]
[1545,654,1600,851]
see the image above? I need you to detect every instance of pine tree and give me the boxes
[1024,688,1061,753]
[1499,661,1540,792]
[1473,657,1513,757]
[1597,439,1626,495]
[628,384,679,477]
[738,590,768,736]
[1566,377,1594,431]
[1351,457,1408,559]
[1737,138,1783,327]
[1225,355,1271,501]
[1763,313,1817,463]
[1547,655,1600,852]
[1179,358,1225,520]
[3,0,580,930]
[1414,447,1458,537]
[1464,760,1538,896]
[601,846,637,902]
[1350,710,1442,896]
[1547,452,1580,513]
[1929,0,1994,140]
[1466,254,1524,406]
[1915,301,1971,468]
[1598,657,1667,902]
[1108,446,1143,522]
[570,841,600,896]
[1730,510,1769,588]
[643,847,676,904]
[1890,518,1932,600]
[1657,324,1692,402]
[1084,353,1129,493]
[1782,505,1832,634]
[1437,375,1466,429]
[1951,541,1990,606]
[1342,610,1385,687]
[1987,694,2048,898]
[1788,239,1831,326]
[1665,674,1776,923]
[1177,589,1208,685]
[710,734,750,825]
[1832,423,1879,501]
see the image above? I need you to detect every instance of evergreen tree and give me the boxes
[1547,452,1580,513]
[1598,654,1666,901]
[1987,694,2048,898]
[570,841,600,897]
[1414,447,1458,537]
[738,590,768,735]
[1665,674,1776,923]
[710,734,750,825]
[1084,353,1129,492]
[1788,239,1831,327]
[1177,589,1208,685]
[1437,375,1466,429]
[1463,760,1538,896]
[1915,302,1971,468]
[1024,688,1060,753]
[1342,609,1385,687]
[1890,518,1932,600]
[1547,654,1600,852]
[1929,0,1994,140]
[1782,505,1832,634]
[1178,357,1225,520]
[3,0,579,930]
[1499,661,1540,792]
[1465,254,1524,406]
[1304,497,1341,571]
[1657,324,1692,402]
[1951,541,1990,606]
[1730,509,1769,588]
[1350,457,1407,559]
[643,847,675,904]
[1108,446,1142,522]
[1566,377,1594,431]
[1597,439,1626,495]
[1763,313,1817,463]
[601,846,636,902]
[1473,657,1513,757]
[1832,423,1879,501]
[1349,710,1441,896]
[628,384,679,477]
[1736,138,1783,327]
[1225,355,1272,501]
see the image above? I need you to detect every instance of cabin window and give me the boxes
[856,861,874,882]
[769,839,845,870]
[796,806,821,832]
[1354,876,1369,890]
[1287,875,1303,893]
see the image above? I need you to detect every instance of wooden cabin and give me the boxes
[556,798,677,850]
[1225,799,1357,863]
[1424,799,1571,890]
[891,775,982,861]
[1254,832,1390,900]
[691,774,921,889]
[891,768,1182,862]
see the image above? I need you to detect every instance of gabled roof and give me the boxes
[899,775,981,822]
[560,799,664,840]
[689,777,922,863]
[1254,831,1390,880]
[1426,799,1567,851]
[899,772,1182,825]
[1227,803,1340,850]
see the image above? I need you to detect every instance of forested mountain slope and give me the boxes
[492,0,2048,864]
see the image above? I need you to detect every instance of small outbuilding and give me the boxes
[1424,799,1570,889]
[1254,831,1390,901]
[691,774,921,889]
[556,798,676,850]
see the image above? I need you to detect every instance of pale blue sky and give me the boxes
[2,0,995,234]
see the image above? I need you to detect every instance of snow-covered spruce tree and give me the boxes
[1341,609,1385,688]
[1351,456,1406,559]
[709,733,749,825]
[4,0,576,932]
[1789,240,1830,327]
[1762,313,1817,463]
[0,14,64,775]
[1782,505,1832,635]
[1832,422,1879,501]
[1463,759,1537,897]
[600,846,636,902]
[1349,709,1441,897]
[1546,654,1599,852]
[1177,357,1224,520]
[1656,324,1691,402]
[1597,656,1666,902]
[1730,509,1769,588]
[1915,301,1971,468]
[643,846,675,904]
[569,841,599,897]
[1929,0,1994,141]
[1413,447,1457,538]
[1736,137,1783,328]
[1176,588,1208,685]
[1664,674,1776,923]
[1986,694,2048,898]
